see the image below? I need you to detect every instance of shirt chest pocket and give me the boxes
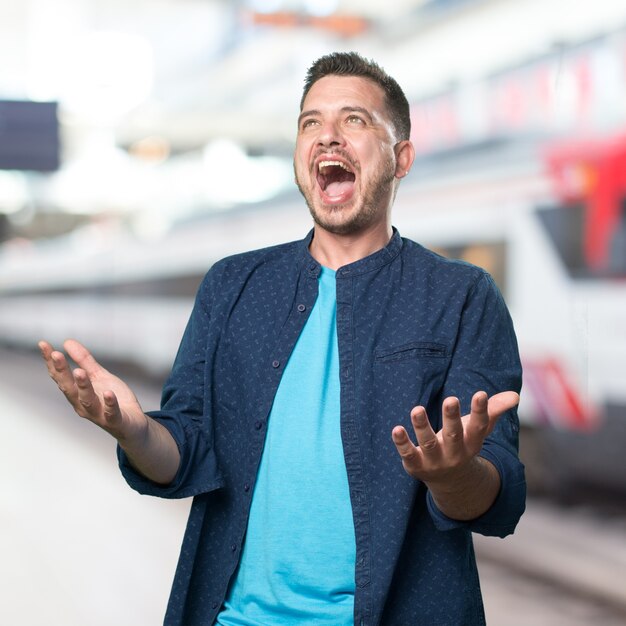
[374,341,448,363]
[372,341,450,410]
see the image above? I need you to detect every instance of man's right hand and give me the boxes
[39,339,148,445]
[39,339,180,484]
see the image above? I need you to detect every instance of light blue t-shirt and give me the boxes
[217,266,356,625]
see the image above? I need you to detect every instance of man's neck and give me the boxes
[309,222,393,270]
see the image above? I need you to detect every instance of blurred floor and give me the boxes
[2,346,625,625]
[480,559,626,626]
[1,346,187,626]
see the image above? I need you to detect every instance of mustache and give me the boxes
[310,148,358,173]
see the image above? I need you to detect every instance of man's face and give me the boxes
[294,75,403,236]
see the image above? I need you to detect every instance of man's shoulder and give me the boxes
[192,236,308,308]
[400,236,487,282]
[214,237,305,271]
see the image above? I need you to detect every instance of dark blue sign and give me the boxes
[0,100,60,172]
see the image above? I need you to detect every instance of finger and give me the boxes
[441,396,464,448]
[38,340,57,377]
[465,391,491,443]
[391,425,422,472]
[39,340,69,378]
[74,368,103,418]
[41,344,80,403]
[38,339,52,356]
[101,390,124,431]
[409,406,439,454]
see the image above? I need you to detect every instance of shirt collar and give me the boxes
[300,227,403,278]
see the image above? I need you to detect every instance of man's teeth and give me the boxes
[319,160,351,172]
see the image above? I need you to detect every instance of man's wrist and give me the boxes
[427,456,501,521]
[115,413,151,452]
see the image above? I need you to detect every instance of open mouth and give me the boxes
[316,159,356,201]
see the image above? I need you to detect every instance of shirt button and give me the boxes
[254,420,264,430]
[297,303,306,312]
[231,544,237,552]
[244,483,250,492]
[212,602,218,609]
[272,359,280,368]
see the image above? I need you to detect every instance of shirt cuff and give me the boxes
[117,411,224,499]
[426,443,526,537]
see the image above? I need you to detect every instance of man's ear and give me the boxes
[394,140,415,179]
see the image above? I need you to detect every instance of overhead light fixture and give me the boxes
[60,30,154,124]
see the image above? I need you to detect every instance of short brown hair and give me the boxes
[301,51,411,141]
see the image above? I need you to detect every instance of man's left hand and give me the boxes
[391,391,519,519]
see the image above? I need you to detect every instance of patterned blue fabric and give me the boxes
[217,266,356,624]
[118,229,526,626]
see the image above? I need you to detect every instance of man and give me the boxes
[40,52,525,625]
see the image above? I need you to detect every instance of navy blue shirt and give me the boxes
[119,229,526,626]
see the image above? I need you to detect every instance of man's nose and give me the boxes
[316,120,344,147]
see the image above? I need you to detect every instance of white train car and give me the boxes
[1,134,625,497]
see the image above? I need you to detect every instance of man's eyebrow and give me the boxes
[341,106,374,122]
[298,109,321,126]
[297,106,375,126]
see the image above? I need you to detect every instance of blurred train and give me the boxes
[4,25,626,497]
[1,131,625,498]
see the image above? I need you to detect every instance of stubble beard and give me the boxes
[294,155,397,236]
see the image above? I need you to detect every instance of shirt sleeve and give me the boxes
[117,268,225,499]
[427,270,526,537]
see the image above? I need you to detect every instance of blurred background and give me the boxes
[1,0,626,624]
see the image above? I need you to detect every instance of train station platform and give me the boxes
[2,346,625,625]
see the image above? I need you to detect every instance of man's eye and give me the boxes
[301,119,318,129]
[347,115,364,125]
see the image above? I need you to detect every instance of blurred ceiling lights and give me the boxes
[1,0,626,228]
[58,31,154,125]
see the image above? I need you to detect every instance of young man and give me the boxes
[40,52,525,625]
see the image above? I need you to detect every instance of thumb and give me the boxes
[487,391,520,419]
[63,339,106,377]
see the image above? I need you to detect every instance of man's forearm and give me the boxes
[118,417,181,486]
[426,456,501,521]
